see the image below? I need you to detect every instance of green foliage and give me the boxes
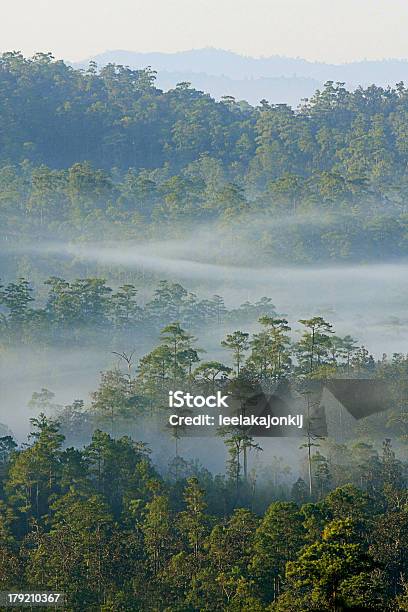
[0,409,405,609]
[1,56,408,264]
[2,52,408,610]
[0,276,281,349]
[284,518,377,611]
[251,501,305,602]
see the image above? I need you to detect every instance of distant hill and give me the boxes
[75,48,408,106]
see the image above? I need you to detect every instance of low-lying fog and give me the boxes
[2,233,407,470]
[27,237,408,357]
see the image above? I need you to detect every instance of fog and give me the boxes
[24,237,408,357]
[0,343,308,480]
[0,347,108,438]
[1,228,406,477]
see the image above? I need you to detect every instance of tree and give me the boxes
[178,477,208,559]
[221,331,250,375]
[219,425,261,499]
[2,278,34,323]
[146,282,188,324]
[28,388,59,412]
[1,278,34,340]
[250,501,305,602]
[349,442,382,493]
[110,285,141,330]
[291,477,309,505]
[44,277,78,332]
[351,345,375,374]
[160,322,197,384]
[84,429,153,516]
[266,173,303,213]
[6,414,64,526]
[91,369,140,435]
[339,334,358,373]
[300,390,324,498]
[284,518,375,611]
[371,509,408,599]
[26,489,115,608]
[137,344,173,396]
[142,494,173,574]
[313,451,332,500]
[247,316,291,380]
[203,508,259,609]
[211,295,227,324]
[297,316,334,375]
[324,484,376,523]
[194,361,232,393]
[381,438,404,503]
[70,278,112,330]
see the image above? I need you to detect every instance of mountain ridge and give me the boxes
[74,48,408,106]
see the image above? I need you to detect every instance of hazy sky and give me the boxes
[2,0,408,63]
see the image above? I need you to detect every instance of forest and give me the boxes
[0,308,408,610]
[1,52,408,610]
[0,276,278,347]
[1,52,408,265]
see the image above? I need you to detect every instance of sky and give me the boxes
[1,0,408,63]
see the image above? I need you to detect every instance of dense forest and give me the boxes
[2,51,408,610]
[1,52,408,264]
[0,312,408,610]
[2,286,408,609]
[1,421,408,611]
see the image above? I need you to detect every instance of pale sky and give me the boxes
[2,0,408,63]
